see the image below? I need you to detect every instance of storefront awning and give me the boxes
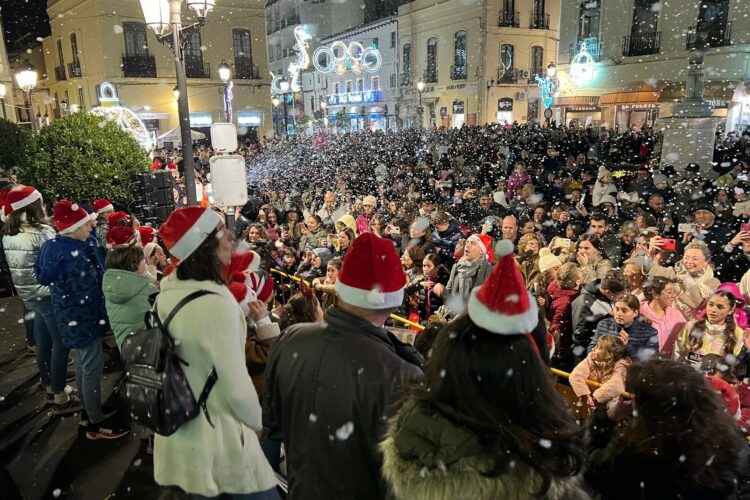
[554,95,600,107]
[599,82,663,106]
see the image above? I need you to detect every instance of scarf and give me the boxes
[452,257,482,300]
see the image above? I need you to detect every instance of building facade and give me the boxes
[0,19,17,123]
[556,0,750,131]
[299,18,399,132]
[40,0,272,142]
[397,0,560,128]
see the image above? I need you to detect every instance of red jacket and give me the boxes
[546,280,580,356]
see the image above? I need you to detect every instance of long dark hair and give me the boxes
[689,291,738,355]
[618,360,746,495]
[408,316,584,494]
[2,199,49,236]
[578,233,606,258]
[175,228,226,285]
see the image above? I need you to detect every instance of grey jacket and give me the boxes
[2,223,55,301]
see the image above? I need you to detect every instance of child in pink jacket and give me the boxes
[570,335,629,410]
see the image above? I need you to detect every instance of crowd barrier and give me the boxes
[268,268,631,399]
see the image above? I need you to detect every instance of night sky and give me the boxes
[1,0,50,53]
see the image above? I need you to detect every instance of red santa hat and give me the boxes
[158,207,222,262]
[138,226,157,246]
[106,226,140,249]
[466,233,495,264]
[144,242,159,258]
[4,185,42,218]
[246,270,274,303]
[335,232,405,309]
[108,211,131,228]
[467,239,538,335]
[53,200,91,235]
[706,375,741,419]
[92,198,114,215]
[228,281,256,318]
[0,187,10,222]
[229,251,262,275]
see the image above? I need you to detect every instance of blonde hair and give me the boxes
[557,262,580,290]
[591,335,627,382]
[684,240,711,261]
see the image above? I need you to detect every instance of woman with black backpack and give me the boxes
[154,207,279,499]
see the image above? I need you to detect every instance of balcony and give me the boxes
[530,12,550,29]
[423,69,437,83]
[235,57,260,79]
[185,56,210,78]
[401,73,412,86]
[68,62,82,78]
[498,10,520,27]
[570,36,602,61]
[529,70,543,83]
[686,22,732,50]
[54,66,66,81]
[497,67,520,83]
[451,65,467,80]
[622,31,660,56]
[122,54,157,78]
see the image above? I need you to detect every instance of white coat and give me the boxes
[153,274,277,497]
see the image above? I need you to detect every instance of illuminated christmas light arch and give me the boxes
[89,82,151,149]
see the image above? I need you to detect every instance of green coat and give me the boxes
[102,269,157,349]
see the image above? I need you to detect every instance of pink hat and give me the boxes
[467,239,538,334]
[4,185,41,218]
[53,200,91,235]
[106,226,139,249]
[158,207,222,262]
[92,198,114,214]
[466,234,496,264]
[335,232,405,309]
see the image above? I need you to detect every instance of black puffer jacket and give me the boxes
[263,306,423,500]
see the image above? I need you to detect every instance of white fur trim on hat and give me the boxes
[10,189,41,211]
[169,209,222,261]
[96,203,114,214]
[467,288,539,335]
[335,279,404,310]
[58,212,91,235]
[144,242,159,258]
[467,234,491,261]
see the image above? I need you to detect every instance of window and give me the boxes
[579,0,600,38]
[528,98,539,121]
[310,96,315,111]
[371,76,380,90]
[334,82,341,94]
[123,22,149,56]
[402,43,412,84]
[184,31,202,59]
[631,0,660,34]
[390,73,397,88]
[276,43,282,59]
[356,78,364,92]
[232,29,253,62]
[78,87,85,111]
[452,30,467,79]
[57,39,65,66]
[530,46,544,78]
[500,43,514,69]
[345,80,353,92]
[426,37,438,82]
[184,31,205,77]
[390,32,396,48]
[70,33,80,67]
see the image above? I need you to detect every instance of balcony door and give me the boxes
[579,0,600,38]
[695,0,730,47]
[123,22,149,57]
[631,0,659,35]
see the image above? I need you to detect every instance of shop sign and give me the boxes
[498,98,513,111]
[707,99,727,109]
[453,101,465,114]
[567,105,600,112]
[327,90,382,105]
[620,103,659,111]
[447,84,466,90]
[237,113,263,126]
[440,107,448,116]
[190,113,213,127]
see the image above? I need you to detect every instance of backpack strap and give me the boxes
[161,290,216,333]
[197,368,218,427]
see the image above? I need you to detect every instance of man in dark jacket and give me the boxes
[264,233,423,500]
[431,211,462,266]
[570,271,626,360]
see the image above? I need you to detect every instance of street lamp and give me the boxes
[173,86,180,100]
[546,62,557,79]
[15,61,38,132]
[140,0,216,206]
[416,79,425,131]
[278,78,290,136]
[218,59,233,122]
[0,83,6,120]
[271,96,281,136]
[320,100,328,133]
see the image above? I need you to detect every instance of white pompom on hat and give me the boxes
[467,239,539,335]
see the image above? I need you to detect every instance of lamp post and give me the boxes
[320,100,327,133]
[271,96,281,136]
[15,61,38,133]
[416,80,425,131]
[279,78,290,135]
[218,59,233,123]
[0,83,6,120]
[140,0,216,207]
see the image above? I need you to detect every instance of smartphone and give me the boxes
[557,238,572,248]
[738,174,749,182]
[742,223,750,233]
[678,223,696,234]
[391,226,401,235]
[662,238,677,251]
[580,193,586,206]
[484,216,494,230]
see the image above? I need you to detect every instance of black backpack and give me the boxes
[120,290,218,436]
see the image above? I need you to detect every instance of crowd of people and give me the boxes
[1,121,750,499]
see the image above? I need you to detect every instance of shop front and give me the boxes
[553,95,602,127]
[599,84,662,129]
[496,97,513,125]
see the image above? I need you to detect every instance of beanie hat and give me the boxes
[106,226,139,248]
[108,211,131,228]
[597,166,612,180]
[228,281,255,318]
[158,207,222,262]
[246,270,274,303]
[466,234,495,264]
[0,186,10,222]
[468,239,539,334]
[4,185,42,217]
[362,195,378,207]
[335,232,405,309]
[312,247,334,268]
[652,173,669,186]
[53,200,91,235]
[144,242,159,258]
[706,375,740,418]
[336,214,357,233]
[538,248,562,273]
[431,211,452,225]
[93,198,114,214]
[138,226,157,246]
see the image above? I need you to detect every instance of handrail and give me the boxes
[267,268,631,399]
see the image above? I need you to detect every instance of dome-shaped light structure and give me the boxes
[187,0,215,21]
[15,60,38,93]
[416,80,425,92]
[140,0,170,35]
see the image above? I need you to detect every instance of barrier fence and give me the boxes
[268,268,631,399]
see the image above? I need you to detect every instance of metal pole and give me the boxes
[282,94,289,135]
[27,91,37,133]
[171,0,197,206]
[0,98,6,120]
[418,91,423,131]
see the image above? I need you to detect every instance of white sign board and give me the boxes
[210,122,238,153]
[209,155,248,206]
